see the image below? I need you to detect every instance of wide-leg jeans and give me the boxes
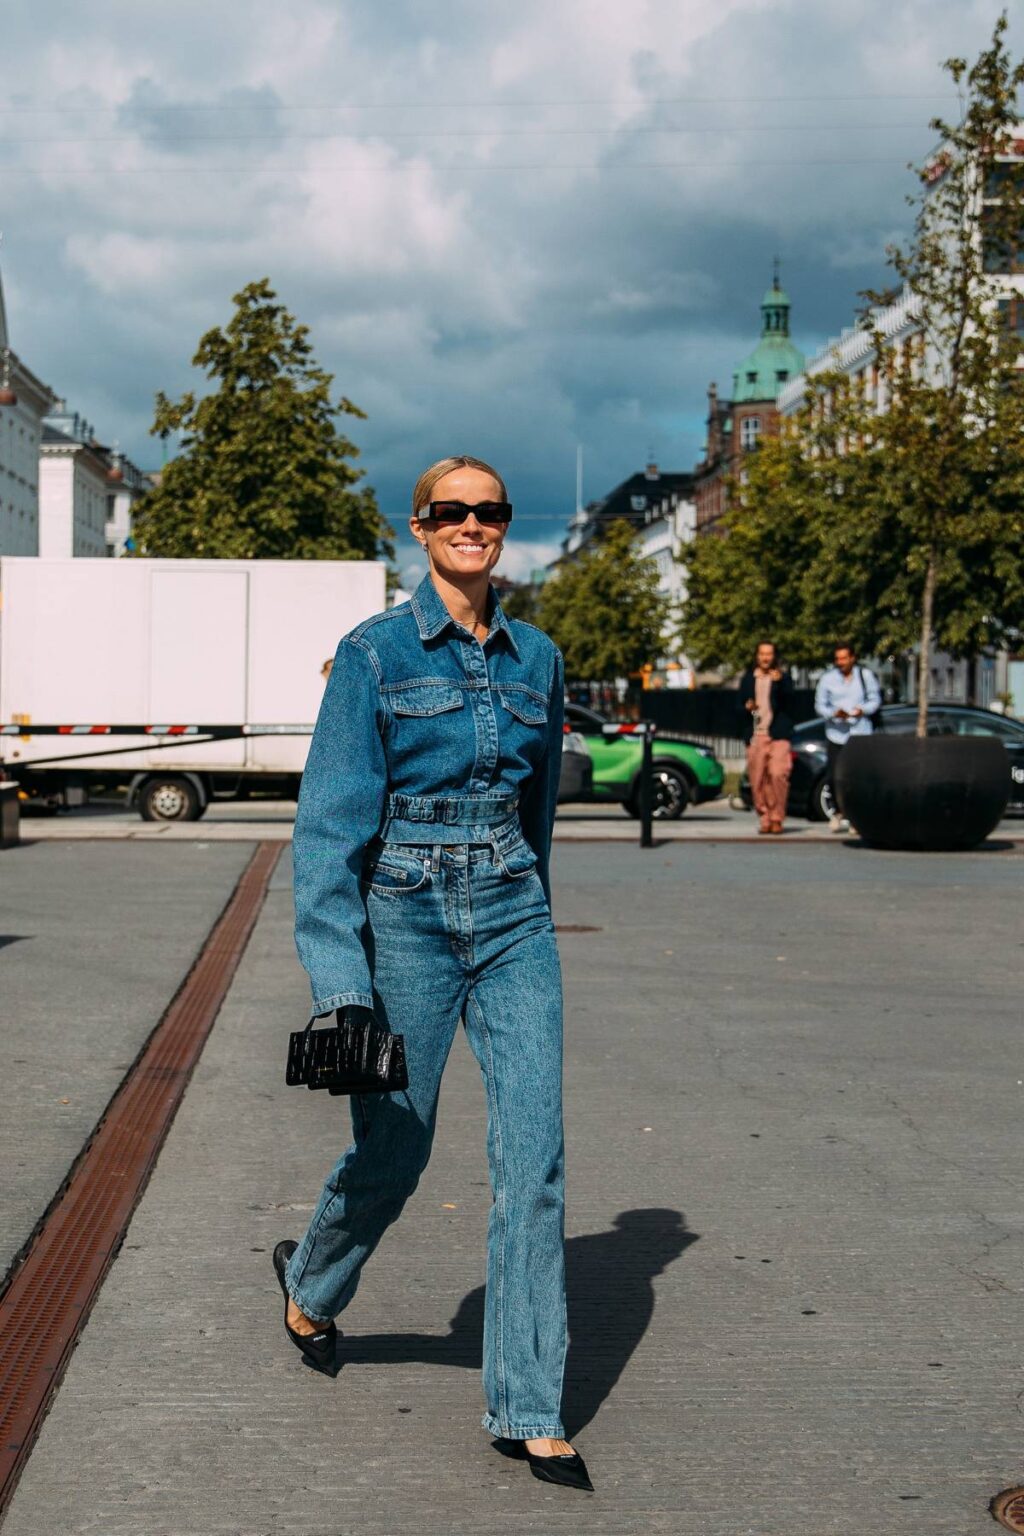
[285,832,568,1441]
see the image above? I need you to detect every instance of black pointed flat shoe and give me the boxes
[491,1437,594,1492]
[272,1240,339,1378]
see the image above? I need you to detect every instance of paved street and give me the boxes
[2,838,1024,1534]
[16,794,1024,843]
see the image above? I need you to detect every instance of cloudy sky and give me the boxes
[1,0,1018,582]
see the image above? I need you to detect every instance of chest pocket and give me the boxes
[497,686,548,726]
[390,684,465,718]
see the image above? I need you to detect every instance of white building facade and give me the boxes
[39,427,111,558]
[0,268,57,556]
[105,454,152,557]
[778,281,1023,713]
[777,286,929,419]
[1,265,151,559]
[635,488,698,688]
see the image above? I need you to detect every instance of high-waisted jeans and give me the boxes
[285,826,567,1440]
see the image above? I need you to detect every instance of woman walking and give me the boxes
[274,455,592,1492]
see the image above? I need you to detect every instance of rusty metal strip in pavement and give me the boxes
[0,840,281,1518]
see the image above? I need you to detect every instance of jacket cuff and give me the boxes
[310,988,376,1018]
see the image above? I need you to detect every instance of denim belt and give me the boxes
[380,793,521,845]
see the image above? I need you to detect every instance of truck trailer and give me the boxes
[0,556,386,820]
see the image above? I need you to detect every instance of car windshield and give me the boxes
[567,704,607,728]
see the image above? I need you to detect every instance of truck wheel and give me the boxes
[139,776,204,822]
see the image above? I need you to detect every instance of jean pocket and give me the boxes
[496,685,548,726]
[496,837,538,880]
[361,851,430,895]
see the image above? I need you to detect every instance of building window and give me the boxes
[630,494,647,512]
[740,416,762,450]
[997,296,1024,332]
[981,163,1024,273]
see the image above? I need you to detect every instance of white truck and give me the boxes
[0,556,386,820]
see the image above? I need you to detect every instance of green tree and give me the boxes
[537,520,668,680]
[682,16,1024,728]
[682,428,826,672]
[499,582,540,626]
[132,279,393,561]
[868,13,1024,730]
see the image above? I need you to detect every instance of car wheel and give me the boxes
[139,775,205,822]
[626,765,691,820]
[809,774,835,822]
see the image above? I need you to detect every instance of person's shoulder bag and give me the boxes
[857,665,883,731]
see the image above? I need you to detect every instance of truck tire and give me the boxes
[139,775,205,822]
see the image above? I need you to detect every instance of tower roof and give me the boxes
[732,270,804,405]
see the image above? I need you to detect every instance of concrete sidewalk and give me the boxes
[0,840,254,1282]
[4,842,1024,1534]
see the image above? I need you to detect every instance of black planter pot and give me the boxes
[834,734,1010,851]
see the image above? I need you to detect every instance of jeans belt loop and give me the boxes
[429,845,441,874]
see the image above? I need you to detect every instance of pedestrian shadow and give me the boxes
[335,1207,697,1435]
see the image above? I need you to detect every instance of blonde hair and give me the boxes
[412,455,508,514]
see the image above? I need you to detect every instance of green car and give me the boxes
[564,703,725,819]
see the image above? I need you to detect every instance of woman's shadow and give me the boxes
[336,1207,696,1435]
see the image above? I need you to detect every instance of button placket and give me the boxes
[461,634,498,793]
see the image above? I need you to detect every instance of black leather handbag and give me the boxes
[286,1006,408,1096]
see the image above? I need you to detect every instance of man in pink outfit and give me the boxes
[739,642,795,834]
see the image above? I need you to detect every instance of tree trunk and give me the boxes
[916,547,937,739]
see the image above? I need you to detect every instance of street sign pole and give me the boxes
[639,721,656,849]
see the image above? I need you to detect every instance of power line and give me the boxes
[0,123,936,146]
[0,157,921,177]
[0,91,963,115]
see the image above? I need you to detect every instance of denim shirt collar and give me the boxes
[410,573,520,659]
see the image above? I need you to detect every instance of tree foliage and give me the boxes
[537,520,669,680]
[682,15,1024,729]
[132,279,393,561]
[498,582,541,626]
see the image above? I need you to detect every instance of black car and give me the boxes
[741,705,1024,821]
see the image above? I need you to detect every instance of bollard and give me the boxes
[0,781,20,848]
[638,722,656,849]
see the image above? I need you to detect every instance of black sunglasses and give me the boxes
[419,500,513,526]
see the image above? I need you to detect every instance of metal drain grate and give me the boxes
[992,1487,1024,1531]
[0,841,280,1517]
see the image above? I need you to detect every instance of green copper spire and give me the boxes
[732,262,804,404]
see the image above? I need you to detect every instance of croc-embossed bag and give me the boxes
[286,1006,408,1096]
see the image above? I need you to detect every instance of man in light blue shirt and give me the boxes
[815,643,882,831]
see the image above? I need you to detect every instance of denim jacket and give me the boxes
[293,573,565,1016]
